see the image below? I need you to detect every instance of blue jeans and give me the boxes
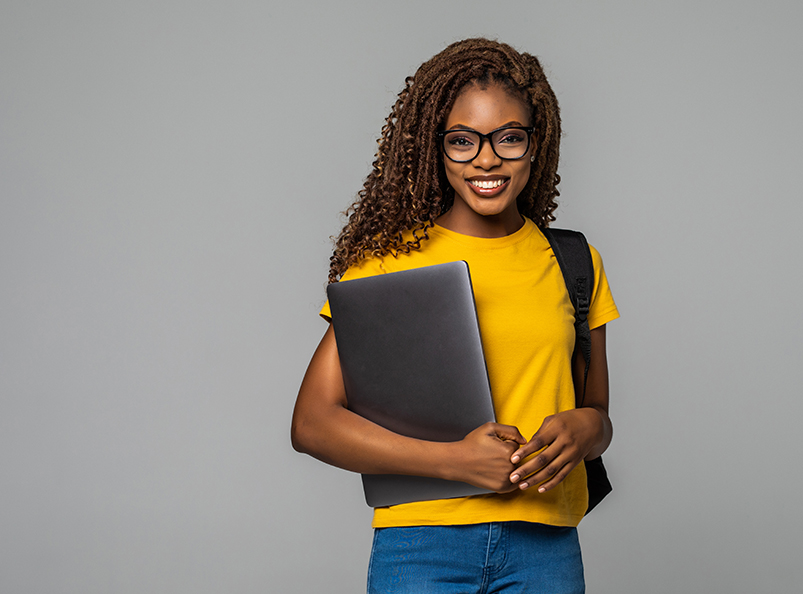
[367,522,584,593]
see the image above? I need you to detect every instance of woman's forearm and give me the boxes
[291,325,523,491]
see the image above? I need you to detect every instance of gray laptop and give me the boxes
[327,261,496,507]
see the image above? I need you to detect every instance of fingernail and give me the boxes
[519,482,529,490]
[510,474,519,482]
[511,455,520,463]
[538,486,546,493]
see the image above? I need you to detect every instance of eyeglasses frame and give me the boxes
[437,125,536,163]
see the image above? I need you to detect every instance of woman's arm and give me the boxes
[291,324,526,492]
[574,324,612,460]
[507,324,612,492]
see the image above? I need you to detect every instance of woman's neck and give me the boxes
[435,208,524,238]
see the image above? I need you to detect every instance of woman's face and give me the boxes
[439,83,535,236]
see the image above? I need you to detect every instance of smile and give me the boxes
[468,178,508,189]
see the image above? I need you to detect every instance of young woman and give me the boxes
[292,38,619,593]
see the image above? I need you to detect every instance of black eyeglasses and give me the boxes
[437,126,535,162]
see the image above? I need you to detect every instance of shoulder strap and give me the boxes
[541,228,594,407]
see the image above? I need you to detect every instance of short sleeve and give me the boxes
[587,244,620,330]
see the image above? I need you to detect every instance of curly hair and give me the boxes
[328,38,562,283]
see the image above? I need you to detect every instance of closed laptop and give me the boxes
[327,261,496,507]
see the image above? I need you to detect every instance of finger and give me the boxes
[491,423,527,445]
[528,459,579,493]
[509,442,561,484]
[510,414,564,463]
[510,444,561,482]
[510,427,556,463]
[518,453,580,491]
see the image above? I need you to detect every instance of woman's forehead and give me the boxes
[445,83,531,129]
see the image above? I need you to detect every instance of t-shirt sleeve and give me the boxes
[587,244,620,330]
[318,256,389,321]
[319,300,333,322]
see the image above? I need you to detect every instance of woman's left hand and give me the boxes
[508,407,605,493]
[510,325,613,493]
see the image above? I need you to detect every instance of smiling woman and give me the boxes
[292,38,619,593]
[437,84,537,237]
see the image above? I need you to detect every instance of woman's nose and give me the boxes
[472,138,502,169]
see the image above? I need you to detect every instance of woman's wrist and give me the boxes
[578,406,611,459]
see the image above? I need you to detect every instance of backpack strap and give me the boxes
[541,228,594,407]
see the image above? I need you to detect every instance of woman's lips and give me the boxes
[466,177,510,197]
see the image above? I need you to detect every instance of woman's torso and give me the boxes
[321,218,619,528]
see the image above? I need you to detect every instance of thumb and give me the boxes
[491,423,527,445]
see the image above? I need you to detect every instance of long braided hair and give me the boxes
[328,38,562,284]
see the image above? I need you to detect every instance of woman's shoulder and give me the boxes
[337,253,390,283]
[587,242,604,268]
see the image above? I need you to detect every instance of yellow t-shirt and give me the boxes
[320,218,619,528]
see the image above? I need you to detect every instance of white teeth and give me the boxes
[469,179,506,189]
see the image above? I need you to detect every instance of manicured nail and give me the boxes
[510,474,520,482]
[538,486,546,493]
[511,455,520,463]
[519,482,529,490]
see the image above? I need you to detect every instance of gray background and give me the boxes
[2,1,802,592]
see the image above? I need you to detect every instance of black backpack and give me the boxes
[541,228,613,515]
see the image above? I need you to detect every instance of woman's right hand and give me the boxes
[292,325,526,491]
[447,422,526,493]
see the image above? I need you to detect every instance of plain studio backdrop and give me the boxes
[2,1,802,592]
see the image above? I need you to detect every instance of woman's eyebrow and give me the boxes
[445,123,475,131]
[446,120,526,131]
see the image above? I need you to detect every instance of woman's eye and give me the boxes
[447,135,475,147]
[497,132,525,145]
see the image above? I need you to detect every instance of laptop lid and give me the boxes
[327,261,496,507]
